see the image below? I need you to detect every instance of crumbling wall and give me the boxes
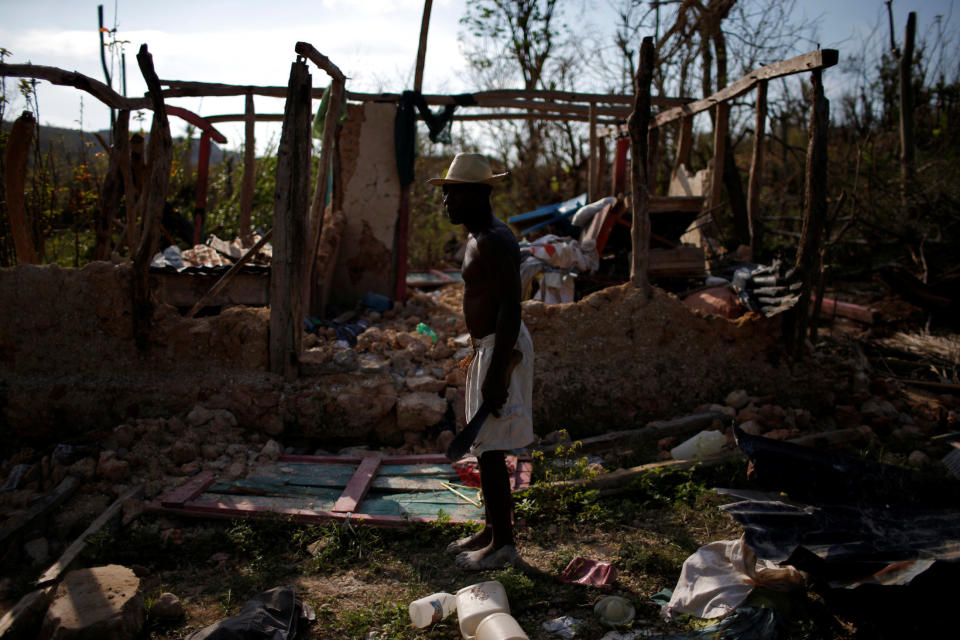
[1,263,828,446]
[330,101,400,308]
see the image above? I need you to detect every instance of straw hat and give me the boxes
[427,153,509,186]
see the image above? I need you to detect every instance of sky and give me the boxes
[1,0,956,153]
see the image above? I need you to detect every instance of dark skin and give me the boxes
[441,181,524,568]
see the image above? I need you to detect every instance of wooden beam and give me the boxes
[270,59,311,380]
[450,112,620,123]
[294,42,346,82]
[747,80,768,253]
[708,102,730,214]
[3,111,39,264]
[413,0,434,92]
[163,105,227,144]
[0,63,148,110]
[239,91,256,246]
[672,115,693,177]
[333,456,382,513]
[628,36,654,297]
[654,49,839,128]
[204,113,285,124]
[36,485,144,587]
[348,88,691,108]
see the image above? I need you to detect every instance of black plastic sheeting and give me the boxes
[185,587,314,640]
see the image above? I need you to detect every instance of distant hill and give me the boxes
[0,119,234,165]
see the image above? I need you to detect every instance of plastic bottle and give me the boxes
[670,430,727,460]
[416,322,438,343]
[408,592,456,628]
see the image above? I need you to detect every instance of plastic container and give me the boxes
[594,595,635,627]
[670,430,726,460]
[408,592,456,628]
[456,581,509,638]
[416,322,438,343]
[475,612,529,640]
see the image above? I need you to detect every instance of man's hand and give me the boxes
[481,373,509,417]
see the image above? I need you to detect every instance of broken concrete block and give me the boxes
[259,439,282,461]
[40,565,144,640]
[397,392,447,431]
[406,375,446,393]
[724,389,750,410]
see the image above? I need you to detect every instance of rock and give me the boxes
[657,436,679,451]
[725,389,750,410]
[436,430,455,453]
[179,461,201,476]
[24,537,49,565]
[150,592,184,619]
[200,444,221,460]
[225,460,246,480]
[738,419,764,435]
[186,405,215,428]
[357,353,388,374]
[396,392,448,431]
[762,428,800,440]
[736,404,759,424]
[406,375,446,393]
[708,403,736,419]
[259,439,282,461]
[834,405,861,428]
[169,441,197,464]
[97,454,131,483]
[403,431,423,447]
[209,410,238,431]
[225,444,247,459]
[122,498,144,526]
[261,414,285,437]
[166,417,187,436]
[114,424,136,449]
[41,565,144,640]
[907,450,930,467]
[445,368,466,387]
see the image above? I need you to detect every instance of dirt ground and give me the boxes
[1,280,958,639]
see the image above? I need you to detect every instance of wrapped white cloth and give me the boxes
[465,323,535,456]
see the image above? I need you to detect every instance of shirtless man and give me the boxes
[428,153,535,570]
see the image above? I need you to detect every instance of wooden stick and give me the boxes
[294,42,346,82]
[747,80,767,253]
[413,0,434,92]
[36,485,144,587]
[588,102,598,202]
[185,228,273,318]
[0,476,80,547]
[239,91,256,246]
[628,37,654,297]
[3,111,39,264]
[0,63,148,110]
[708,102,729,215]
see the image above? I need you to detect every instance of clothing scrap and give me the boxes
[465,322,534,456]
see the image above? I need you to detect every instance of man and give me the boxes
[428,153,534,570]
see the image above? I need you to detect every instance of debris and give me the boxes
[184,586,314,640]
[594,596,635,627]
[408,591,456,628]
[656,606,779,640]
[41,565,144,640]
[670,430,727,460]
[0,475,81,550]
[476,612,530,640]
[558,556,618,589]
[456,581,509,638]
[664,535,804,620]
[542,615,583,639]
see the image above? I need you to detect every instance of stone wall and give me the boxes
[0,262,830,448]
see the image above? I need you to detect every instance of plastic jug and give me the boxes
[408,592,456,628]
[475,612,529,640]
[670,429,726,460]
[456,581,509,638]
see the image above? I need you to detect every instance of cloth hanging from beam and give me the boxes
[394,91,474,186]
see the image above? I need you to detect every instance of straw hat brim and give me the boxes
[426,172,509,186]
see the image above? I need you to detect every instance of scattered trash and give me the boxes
[558,556,618,588]
[670,430,726,460]
[600,630,655,640]
[184,586,314,640]
[457,581,510,638]
[416,322,438,343]
[361,291,392,312]
[408,591,456,628]
[542,615,583,639]
[476,612,529,640]
[664,535,804,619]
[656,606,779,640]
[594,596,635,627]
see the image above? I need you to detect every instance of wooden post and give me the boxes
[270,58,311,380]
[708,101,729,214]
[413,0,434,92]
[647,124,660,194]
[98,110,131,260]
[588,101,597,202]
[627,36,654,298]
[193,131,212,245]
[747,80,768,253]
[672,115,693,178]
[613,136,629,196]
[4,111,39,264]
[239,90,256,246]
[786,69,828,358]
[899,11,916,217]
[132,44,173,350]
[596,135,608,199]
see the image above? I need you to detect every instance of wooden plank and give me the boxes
[333,456,382,512]
[672,115,693,178]
[156,500,480,526]
[708,102,730,215]
[588,102,598,202]
[628,36,654,295]
[648,247,706,277]
[0,475,81,548]
[654,49,839,127]
[36,485,143,586]
[4,111,39,264]
[160,471,215,508]
[278,453,453,465]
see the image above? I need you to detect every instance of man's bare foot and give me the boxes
[446,528,493,554]
[455,544,520,570]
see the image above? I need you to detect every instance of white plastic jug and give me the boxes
[457,581,509,638]
[475,612,529,640]
[670,429,726,460]
[408,592,456,628]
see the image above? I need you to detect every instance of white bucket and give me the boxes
[475,612,529,640]
[456,581,509,639]
[670,429,726,459]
